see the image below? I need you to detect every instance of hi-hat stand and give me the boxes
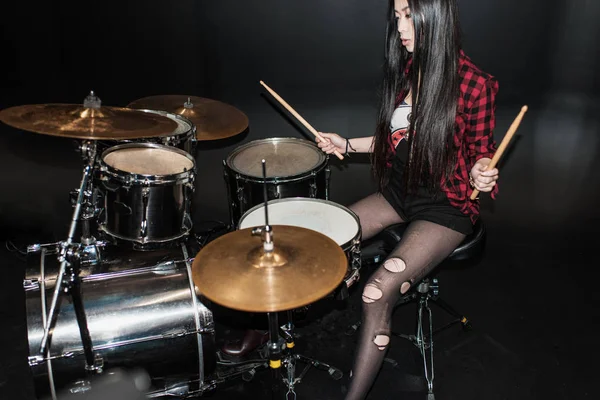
[254,159,343,400]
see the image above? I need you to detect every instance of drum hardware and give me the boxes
[193,160,346,398]
[83,90,101,109]
[38,159,103,377]
[126,95,249,141]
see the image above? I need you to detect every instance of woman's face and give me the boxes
[394,0,415,53]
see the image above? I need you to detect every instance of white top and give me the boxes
[390,102,411,147]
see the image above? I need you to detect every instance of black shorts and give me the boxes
[383,140,473,235]
[382,187,474,235]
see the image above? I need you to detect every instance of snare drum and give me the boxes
[224,138,329,226]
[238,198,361,292]
[97,143,195,246]
[24,243,216,396]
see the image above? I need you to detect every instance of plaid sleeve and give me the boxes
[465,77,499,198]
[466,77,498,161]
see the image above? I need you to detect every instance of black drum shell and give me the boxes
[224,137,329,226]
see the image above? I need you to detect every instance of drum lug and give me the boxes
[236,185,245,203]
[309,181,317,198]
[28,355,45,367]
[162,135,176,146]
[140,187,151,239]
[23,279,40,291]
[325,165,331,200]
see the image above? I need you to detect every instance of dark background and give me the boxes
[3,0,595,238]
[2,1,600,399]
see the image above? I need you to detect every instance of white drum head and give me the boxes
[104,146,194,176]
[239,198,359,246]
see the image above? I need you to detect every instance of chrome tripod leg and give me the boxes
[417,296,435,398]
[39,163,93,356]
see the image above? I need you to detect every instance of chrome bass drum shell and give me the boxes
[238,198,361,293]
[224,137,329,226]
[97,143,195,246]
[24,243,216,395]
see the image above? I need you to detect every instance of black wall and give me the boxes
[1,0,594,239]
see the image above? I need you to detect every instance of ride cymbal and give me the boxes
[191,225,347,312]
[0,104,178,140]
[127,95,248,141]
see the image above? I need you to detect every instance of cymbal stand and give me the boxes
[279,310,343,400]
[76,140,102,246]
[38,153,103,375]
[254,159,284,398]
[254,159,342,399]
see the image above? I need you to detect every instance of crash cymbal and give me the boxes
[127,95,248,141]
[192,225,347,313]
[0,104,178,140]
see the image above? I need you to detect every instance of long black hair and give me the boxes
[372,0,462,193]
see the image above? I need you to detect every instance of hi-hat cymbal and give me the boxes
[0,104,178,140]
[127,95,249,141]
[192,225,347,313]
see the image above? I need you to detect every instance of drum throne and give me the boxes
[359,218,486,399]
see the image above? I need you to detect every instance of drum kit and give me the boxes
[0,91,363,399]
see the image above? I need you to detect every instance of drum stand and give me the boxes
[279,310,343,399]
[37,143,104,399]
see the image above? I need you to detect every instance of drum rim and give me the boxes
[225,137,327,180]
[238,197,361,250]
[135,108,194,139]
[100,142,196,183]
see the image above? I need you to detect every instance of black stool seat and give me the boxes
[361,218,486,264]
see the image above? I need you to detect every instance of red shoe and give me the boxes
[221,329,269,357]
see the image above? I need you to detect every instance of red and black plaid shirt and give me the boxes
[392,51,499,222]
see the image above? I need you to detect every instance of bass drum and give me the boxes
[24,242,216,397]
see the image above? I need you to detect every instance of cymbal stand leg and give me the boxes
[39,164,99,371]
[267,312,285,399]
[280,311,343,395]
[65,248,101,373]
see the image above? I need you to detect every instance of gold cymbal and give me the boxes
[192,225,347,313]
[127,95,249,141]
[0,104,178,140]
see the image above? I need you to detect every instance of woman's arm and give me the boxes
[466,78,500,195]
[317,133,375,155]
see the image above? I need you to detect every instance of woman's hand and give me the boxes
[469,158,498,192]
[316,132,347,155]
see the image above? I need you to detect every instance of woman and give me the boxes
[317,0,499,398]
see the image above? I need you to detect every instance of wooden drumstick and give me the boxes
[470,105,528,200]
[260,80,344,160]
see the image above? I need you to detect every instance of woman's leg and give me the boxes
[345,220,466,400]
[349,193,405,240]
